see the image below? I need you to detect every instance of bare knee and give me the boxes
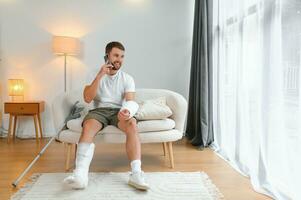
[82,119,102,136]
[120,118,138,135]
[128,118,137,129]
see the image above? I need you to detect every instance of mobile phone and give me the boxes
[104,55,109,64]
[104,55,116,70]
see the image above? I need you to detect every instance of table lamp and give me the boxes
[52,36,80,92]
[8,79,24,101]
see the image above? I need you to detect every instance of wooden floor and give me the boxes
[0,138,271,200]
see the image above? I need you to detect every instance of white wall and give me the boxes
[0,0,194,137]
[0,17,3,135]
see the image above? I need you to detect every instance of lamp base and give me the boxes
[11,96,24,102]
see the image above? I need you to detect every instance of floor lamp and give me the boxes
[52,36,80,92]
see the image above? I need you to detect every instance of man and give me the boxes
[64,41,149,190]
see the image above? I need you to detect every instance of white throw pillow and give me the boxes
[134,97,172,120]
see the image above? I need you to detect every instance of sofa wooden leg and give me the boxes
[73,144,77,168]
[162,142,167,156]
[167,142,174,168]
[65,143,72,171]
[74,144,77,158]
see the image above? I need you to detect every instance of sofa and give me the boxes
[52,88,188,170]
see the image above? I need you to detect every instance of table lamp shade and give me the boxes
[52,36,80,55]
[8,79,24,96]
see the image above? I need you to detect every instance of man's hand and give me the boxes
[97,63,114,78]
[118,109,130,121]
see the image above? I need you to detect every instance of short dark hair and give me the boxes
[105,41,125,54]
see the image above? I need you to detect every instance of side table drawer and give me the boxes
[4,103,39,114]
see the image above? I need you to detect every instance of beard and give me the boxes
[111,61,121,70]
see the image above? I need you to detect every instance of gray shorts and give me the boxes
[81,107,120,130]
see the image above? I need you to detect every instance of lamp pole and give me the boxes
[64,53,67,92]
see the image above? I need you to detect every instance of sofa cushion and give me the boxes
[58,129,183,144]
[134,97,173,120]
[67,117,176,133]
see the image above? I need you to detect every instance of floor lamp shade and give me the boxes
[52,36,80,55]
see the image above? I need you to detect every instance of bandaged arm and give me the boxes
[120,99,139,118]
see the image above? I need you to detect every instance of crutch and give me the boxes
[12,125,64,187]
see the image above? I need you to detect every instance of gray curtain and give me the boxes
[185,0,214,147]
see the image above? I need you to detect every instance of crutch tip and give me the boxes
[12,182,17,187]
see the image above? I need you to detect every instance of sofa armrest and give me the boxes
[135,89,188,135]
[166,91,188,134]
[51,93,74,133]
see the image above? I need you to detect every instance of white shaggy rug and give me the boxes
[11,172,224,200]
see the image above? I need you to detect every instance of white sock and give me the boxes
[130,159,142,173]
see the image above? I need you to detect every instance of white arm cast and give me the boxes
[120,100,139,118]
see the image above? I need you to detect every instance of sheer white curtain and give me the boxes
[212,0,301,199]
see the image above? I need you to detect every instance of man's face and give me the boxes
[107,47,124,71]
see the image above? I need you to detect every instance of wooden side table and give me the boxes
[4,101,45,142]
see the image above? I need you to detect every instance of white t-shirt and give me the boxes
[92,70,135,108]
